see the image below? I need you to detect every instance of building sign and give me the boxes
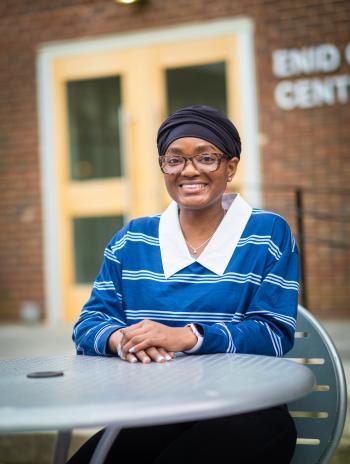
[273,43,350,110]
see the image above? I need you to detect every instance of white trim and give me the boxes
[236,24,262,206]
[37,52,62,324]
[37,18,253,56]
[37,18,260,322]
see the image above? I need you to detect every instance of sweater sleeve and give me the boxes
[194,218,299,356]
[72,234,127,356]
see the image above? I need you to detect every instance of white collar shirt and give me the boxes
[159,193,253,278]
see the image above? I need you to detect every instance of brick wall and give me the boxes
[0,0,349,320]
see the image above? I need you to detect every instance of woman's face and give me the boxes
[162,137,239,212]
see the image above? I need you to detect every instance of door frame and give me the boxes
[37,18,261,323]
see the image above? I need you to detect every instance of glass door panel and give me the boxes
[67,76,123,180]
[166,62,227,115]
[73,215,124,284]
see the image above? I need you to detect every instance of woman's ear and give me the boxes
[226,157,239,182]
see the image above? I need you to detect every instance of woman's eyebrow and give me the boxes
[166,147,183,154]
[193,144,217,153]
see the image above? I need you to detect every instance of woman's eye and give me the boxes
[166,157,182,166]
[198,154,216,164]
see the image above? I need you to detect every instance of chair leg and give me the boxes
[89,426,121,464]
[53,430,72,464]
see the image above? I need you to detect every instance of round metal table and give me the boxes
[0,353,315,463]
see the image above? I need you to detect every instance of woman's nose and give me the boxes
[181,157,200,175]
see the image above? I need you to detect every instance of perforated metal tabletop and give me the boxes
[0,353,315,433]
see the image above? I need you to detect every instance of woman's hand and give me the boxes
[108,328,177,364]
[121,320,198,355]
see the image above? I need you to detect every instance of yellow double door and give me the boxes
[53,34,244,321]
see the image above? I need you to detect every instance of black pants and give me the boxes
[67,405,297,464]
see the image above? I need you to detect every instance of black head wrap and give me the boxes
[157,105,241,159]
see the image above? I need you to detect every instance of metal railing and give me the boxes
[246,185,350,316]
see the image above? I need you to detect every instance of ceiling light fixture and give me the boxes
[115,0,142,4]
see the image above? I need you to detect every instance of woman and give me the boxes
[69,105,298,463]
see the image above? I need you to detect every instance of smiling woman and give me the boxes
[69,105,299,463]
[160,139,237,214]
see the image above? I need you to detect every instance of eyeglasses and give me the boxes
[159,153,228,175]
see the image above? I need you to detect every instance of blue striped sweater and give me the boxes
[73,205,299,358]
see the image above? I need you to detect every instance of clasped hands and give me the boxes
[108,319,198,364]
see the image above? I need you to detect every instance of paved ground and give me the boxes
[0,319,349,463]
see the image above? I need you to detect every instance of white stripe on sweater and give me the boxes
[237,235,282,260]
[246,309,296,329]
[122,270,262,285]
[111,232,159,251]
[265,274,299,291]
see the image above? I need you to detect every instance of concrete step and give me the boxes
[0,429,349,464]
[0,429,99,464]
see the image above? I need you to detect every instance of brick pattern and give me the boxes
[0,0,349,320]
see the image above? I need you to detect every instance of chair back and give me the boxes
[286,305,347,464]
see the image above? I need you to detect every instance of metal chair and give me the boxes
[286,304,347,464]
